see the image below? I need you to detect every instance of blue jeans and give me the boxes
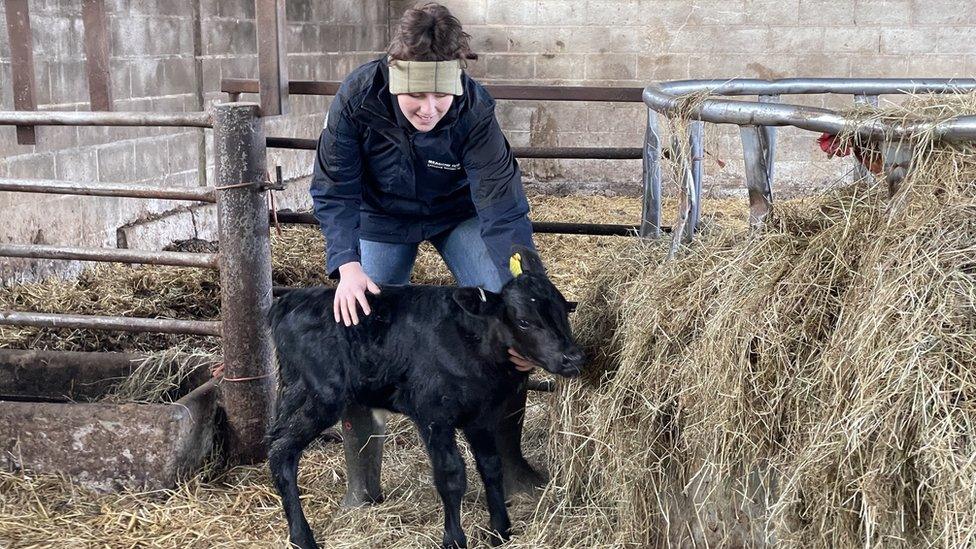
[360,216,503,292]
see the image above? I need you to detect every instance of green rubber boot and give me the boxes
[340,403,385,507]
[496,382,547,497]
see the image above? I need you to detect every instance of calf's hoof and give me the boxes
[441,536,468,549]
[340,488,384,508]
[485,528,511,547]
[503,460,547,497]
[288,530,320,549]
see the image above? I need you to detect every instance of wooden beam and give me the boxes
[3,0,37,144]
[255,0,289,116]
[81,0,113,111]
[220,78,646,103]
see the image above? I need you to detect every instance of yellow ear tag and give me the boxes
[509,253,523,277]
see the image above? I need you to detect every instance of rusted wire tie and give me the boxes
[269,190,282,236]
[221,373,273,383]
[214,181,258,191]
[214,179,284,192]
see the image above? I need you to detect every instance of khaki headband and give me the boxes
[388,58,464,96]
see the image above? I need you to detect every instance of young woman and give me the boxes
[310,2,544,503]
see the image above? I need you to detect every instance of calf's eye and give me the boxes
[517,319,531,330]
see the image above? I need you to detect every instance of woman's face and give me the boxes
[396,92,454,132]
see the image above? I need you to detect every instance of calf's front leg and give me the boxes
[464,425,511,546]
[268,393,340,549]
[420,424,468,548]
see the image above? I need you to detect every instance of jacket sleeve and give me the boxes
[462,108,535,282]
[309,96,364,279]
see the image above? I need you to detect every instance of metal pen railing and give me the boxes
[222,78,658,237]
[5,78,973,462]
[0,104,274,464]
[639,78,976,249]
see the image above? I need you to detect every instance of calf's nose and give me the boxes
[560,349,586,372]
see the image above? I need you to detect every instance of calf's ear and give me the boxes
[452,288,501,317]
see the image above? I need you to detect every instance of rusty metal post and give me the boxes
[640,108,663,238]
[213,102,275,464]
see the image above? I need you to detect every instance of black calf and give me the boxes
[267,248,583,549]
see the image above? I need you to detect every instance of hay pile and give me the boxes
[547,96,976,547]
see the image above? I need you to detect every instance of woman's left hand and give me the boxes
[508,348,540,372]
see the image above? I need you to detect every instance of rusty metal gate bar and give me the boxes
[0,178,218,202]
[0,310,221,336]
[81,0,113,112]
[642,78,976,247]
[270,210,645,236]
[265,136,643,159]
[0,243,218,269]
[254,0,289,116]
[0,110,212,127]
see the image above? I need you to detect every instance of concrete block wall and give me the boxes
[391,0,976,197]
[0,0,387,282]
[3,0,975,282]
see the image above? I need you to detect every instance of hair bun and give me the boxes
[388,2,477,63]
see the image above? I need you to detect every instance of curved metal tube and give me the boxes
[658,78,976,97]
[640,78,976,247]
[643,84,976,142]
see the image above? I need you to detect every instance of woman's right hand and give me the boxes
[334,262,381,326]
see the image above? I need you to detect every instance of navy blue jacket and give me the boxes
[310,57,534,281]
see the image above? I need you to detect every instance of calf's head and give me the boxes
[453,246,584,377]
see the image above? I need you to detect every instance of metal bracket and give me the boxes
[264,166,285,191]
[215,166,284,192]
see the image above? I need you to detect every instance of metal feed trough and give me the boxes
[0,349,217,492]
[639,78,976,253]
[0,104,277,490]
